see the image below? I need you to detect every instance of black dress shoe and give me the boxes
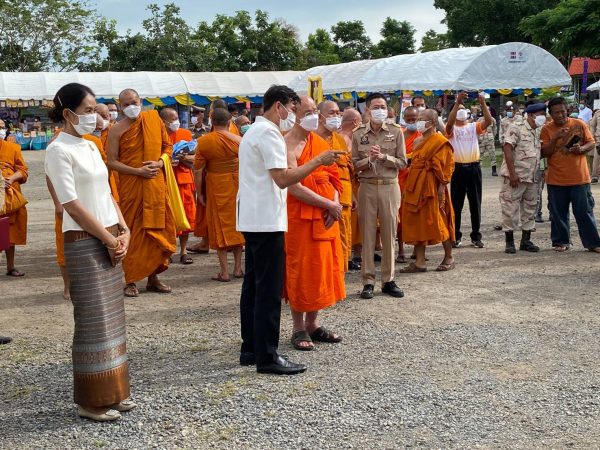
[239,352,256,366]
[360,284,374,299]
[374,253,382,262]
[382,281,404,298]
[348,260,361,271]
[0,336,12,345]
[257,356,307,375]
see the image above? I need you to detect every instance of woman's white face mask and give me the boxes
[68,111,97,136]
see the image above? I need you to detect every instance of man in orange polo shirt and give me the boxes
[160,107,196,264]
[541,97,600,253]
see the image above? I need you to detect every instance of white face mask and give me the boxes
[416,120,430,133]
[417,106,426,112]
[0,129,6,140]
[534,115,547,128]
[299,113,319,132]
[123,105,141,119]
[70,112,97,136]
[109,111,118,121]
[325,116,342,131]
[278,104,296,132]
[191,116,199,125]
[456,109,469,121]
[371,109,388,124]
[101,119,110,130]
[168,120,180,132]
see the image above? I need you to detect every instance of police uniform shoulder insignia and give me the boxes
[391,123,402,128]
[353,124,365,132]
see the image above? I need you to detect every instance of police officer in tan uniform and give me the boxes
[500,102,547,254]
[352,93,407,299]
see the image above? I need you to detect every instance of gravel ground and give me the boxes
[1,151,600,449]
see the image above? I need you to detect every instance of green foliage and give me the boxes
[0,0,100,71]
[303,29,340,67]
[519,0,600,58]
[377,18,416,56]
[419,29,451,52]
[433,0,560,46]
[331,21,375,62]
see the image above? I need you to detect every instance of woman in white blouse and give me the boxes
[45,83,134,422]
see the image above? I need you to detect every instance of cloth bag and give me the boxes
[0,186,27,215]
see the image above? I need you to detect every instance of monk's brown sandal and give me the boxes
[291,330,314,351]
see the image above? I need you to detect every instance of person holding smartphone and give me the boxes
[541,97,600,253]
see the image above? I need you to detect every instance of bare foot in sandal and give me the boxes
[291,330,314,350]
[211,273,231,282]
[124,283,139,297]
[436,257,455,272]
[400,262,427,273]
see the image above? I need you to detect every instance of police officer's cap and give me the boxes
[524,103,546,114]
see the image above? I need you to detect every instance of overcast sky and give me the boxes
[91,0,447,45]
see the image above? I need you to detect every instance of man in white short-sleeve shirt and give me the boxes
[237,85,339,375]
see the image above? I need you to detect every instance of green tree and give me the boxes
[0,0,100,71]
[303,28,340,67]
[331,20,375,62]
[419,29,451,52]
[377,18,416,56]
[433,0,560,47]
[519,0,600,59]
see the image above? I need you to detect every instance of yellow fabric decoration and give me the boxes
[357,92,367,99]
[235,96,251,103]
[497,89,513,95]
[524,89,533,96]
[160,154,191,233]
[146,97,165,107]
[342,92,354,100]
[175,94,195,106]
[542,86,562,94]
[423,90,433,97]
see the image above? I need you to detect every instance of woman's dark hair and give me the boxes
[48,83,95,123]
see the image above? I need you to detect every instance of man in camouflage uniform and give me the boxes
[478,107,498,176]
[499,103,547,254]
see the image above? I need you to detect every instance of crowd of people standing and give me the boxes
[1,81,599,421]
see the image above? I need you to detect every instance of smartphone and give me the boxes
[567,135,581,148]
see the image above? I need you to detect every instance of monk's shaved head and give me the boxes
[211,107,231,127]
[235,115,250,127]
[119,88,140,108]
[159,107,178,122]
[420,108,438,122]
[296,96,317,119]
[317,100,338,114]
[403,106,419,124]
[119,88,139,101]
[342,107,362,124]
[211,99,227,111]
[95,103,109,120]
[403,106,418,116]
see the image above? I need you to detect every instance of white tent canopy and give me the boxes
[289,43,571,95]
[0,71,303,100]
[588,80,600,91]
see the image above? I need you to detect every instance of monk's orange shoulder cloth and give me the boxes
[0,140,28,245]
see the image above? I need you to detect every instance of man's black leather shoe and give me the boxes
[348,260,361,271]
[360,284,374,299]
[239,352,256,366]
[0,336,12,345]
[382,281,404,298]
[257,356,307,375]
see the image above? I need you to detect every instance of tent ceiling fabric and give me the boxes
[588,80,600,91]
[289,43,572,94]
[0,71,302,100]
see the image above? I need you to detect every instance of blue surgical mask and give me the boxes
[405,123,417,131]
[506,111,514,118]
[579,104,585,110]
[240,124,250,135]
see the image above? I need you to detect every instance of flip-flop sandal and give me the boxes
[309,327,342,343]
[291,330,314,351]
[399,262,427,273]
[233,272,244,279]
[146,283,172,294]
[124,284,139,298]
[6,268,24,277]
[211,274,231,282]
[180,254,194,264]
[553,245,570,253]
[435,261,456,272]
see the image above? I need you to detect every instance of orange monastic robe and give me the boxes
[100,128,120,202]
[194,131,244,250]
[397,130,421,235]
[0,140,28,245]
[285,133,346,313]
[402,133,455,246]
[327,131,353,270]
[118,110,176,284]
[169,128,196,236]
[228,122,241,136]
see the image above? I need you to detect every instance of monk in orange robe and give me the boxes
[0,121,28,277]
[400,109,455,273]
[284,96,345,351]
[187,99,230,254]
[339,107,363,270]
[108,88,176,297]
[95,104,119,201]
[315,100,355,272]
[194,108,244,281]
[160,107,196,264]
[397,106,421,263]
